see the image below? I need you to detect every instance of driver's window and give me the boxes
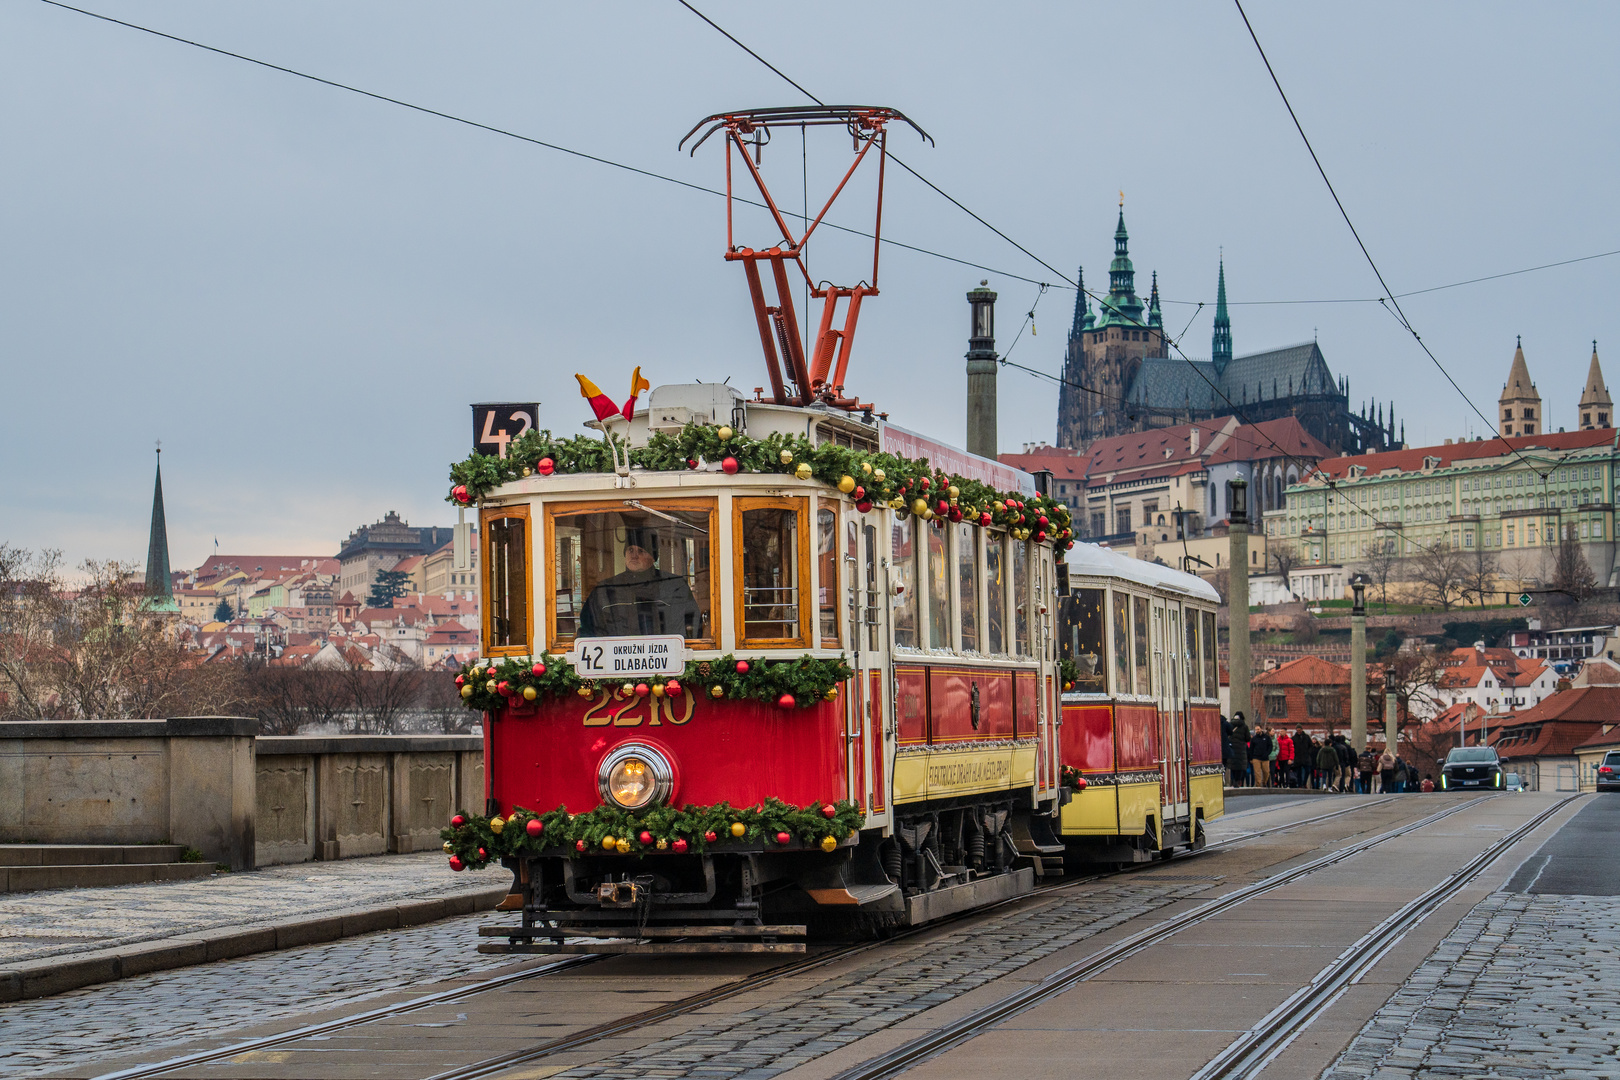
[547,499,717,650]
[733,497,810,648]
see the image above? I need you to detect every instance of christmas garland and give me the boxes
[456,652,854,713]
[440,797,866,870]
[446,422,1074,549]
[1058,657,1081,691]
[1060,765,1087,792]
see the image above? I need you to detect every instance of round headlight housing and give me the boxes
[598,743,674,810]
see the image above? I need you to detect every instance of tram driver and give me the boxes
[579,526,701,638]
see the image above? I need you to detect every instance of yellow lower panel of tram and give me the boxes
[1058,780,1161,837]
[892,745,1036,803]
[1189,772,1225,825]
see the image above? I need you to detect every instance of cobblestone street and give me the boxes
[0,852,506,967]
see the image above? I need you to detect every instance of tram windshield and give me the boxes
[551,500,714,645]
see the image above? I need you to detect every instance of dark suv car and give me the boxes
[1441,747,1504,791]
[1596,750,1620,792]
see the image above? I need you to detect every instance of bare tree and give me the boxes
[1459,546,1499,608]
[341,648,428,734]
[1359,535,1403,611]
[1550,525,1598,606]
[1384,646,1445,722]
[1410,541,1470,611]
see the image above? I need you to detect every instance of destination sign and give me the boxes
[569,634,686,677]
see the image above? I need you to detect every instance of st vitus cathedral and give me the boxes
[1054,209,1397,456]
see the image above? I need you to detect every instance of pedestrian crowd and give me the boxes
[1220,711,1429,793]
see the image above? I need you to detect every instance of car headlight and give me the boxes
[598,743,674,810]
[1440,774,1447,790]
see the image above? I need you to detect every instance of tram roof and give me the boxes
[1065,543,1220,604]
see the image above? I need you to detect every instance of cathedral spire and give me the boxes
[144,447,175,609]
[1211,256,1233,373]
[1579,339,1611,430]
[1096,204,1144,328]
[1148,271,1162,329]
[1070,266,1094,336]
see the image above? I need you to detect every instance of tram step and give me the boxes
[479,941,807,955]
[479,923,806,939]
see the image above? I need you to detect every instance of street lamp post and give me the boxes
[1228,478,1251,727]
[1350,572,1370,754]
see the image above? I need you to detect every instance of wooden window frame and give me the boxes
[816,499,841,649]
[543,497,721,654]
[732,495,813,649]
[480,503,533,658]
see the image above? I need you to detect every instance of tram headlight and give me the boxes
[598,743,674,810]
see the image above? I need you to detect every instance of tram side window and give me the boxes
[550,501,714,648]
[1133,595,1151,698]
[738,502,806,644]
[927,524,950,650]
[986,535,1006,653]
[863,523,878,651]
[1185,608,1201,698]
[817,503,839,645]
[1065,587,1106,692]
[1202,610,1217,697]
[956,523,979,652]
[892,517,918,648]
[1013,540,1031,656]
[1112,591,1132,694]
[483,509,530,655]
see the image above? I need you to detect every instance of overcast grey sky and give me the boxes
[4,2,1617,572]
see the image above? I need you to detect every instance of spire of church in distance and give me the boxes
[1212,256,1233,373]
[144,447,177,611]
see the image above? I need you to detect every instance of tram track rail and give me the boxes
[82,793,1408,1080]
[823,795,1503,1080]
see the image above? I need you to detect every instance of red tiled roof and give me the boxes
[1310,428,1617,482]
[1574,724,1620,750]
[1487,686,1620,759]
[1251,654,1385,687]
[193,555,337,580]
[1204,417,1334,465]
[997,448,1088,480]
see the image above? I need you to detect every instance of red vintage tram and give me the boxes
[439,106,1222,953]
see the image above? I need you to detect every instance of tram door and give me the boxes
[1150,598,1190,829]
[850,515,891,828]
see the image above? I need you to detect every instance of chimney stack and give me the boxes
[965,281,998,459]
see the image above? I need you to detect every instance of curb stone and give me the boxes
[0,884,507,1002]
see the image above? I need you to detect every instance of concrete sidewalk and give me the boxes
[0,852,508,1001]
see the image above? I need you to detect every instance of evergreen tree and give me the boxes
[368,569,411,608]
[213,598,234,623]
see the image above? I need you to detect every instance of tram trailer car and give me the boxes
[451,386,1077,954]
[1057,546,1224,864]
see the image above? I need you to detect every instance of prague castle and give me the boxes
[1054,209,1396,458]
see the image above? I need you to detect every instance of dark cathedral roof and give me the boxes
[1125,342,1338,412]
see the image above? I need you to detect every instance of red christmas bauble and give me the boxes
[635,683,650,698]
[776,831,792,845]
[735,660,750,675]
[454,675,464,686]
[531,662,546,676]
[821,803,836,819]
[486,667,497,677]
[936,499,949,515]
[686,458,698,469]
[948,507,963,523]
[704,830,718,843]
[665,680,681,696]
[497,680,511,696]
[853,486,865,500]
[919,477,930,490]
[777,692,796,709]
[673,838,689,854]
[722,456,740,474]
[452,485,470,504]
[1017,513,1026,524]
[980,511,992,526]
[537,457,555,475]
[1038,515,1049,527]
[450,814,466,827]
[526,819,543,837]
[855,500,872,514]
[576,839,587,852]
[1075,777,1087,790]
[639,830,654,845]
[448,855,465,872]
[1034,530,1046,543]
[477,846,487,859]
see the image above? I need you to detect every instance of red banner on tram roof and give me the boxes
[879,423,1036,494]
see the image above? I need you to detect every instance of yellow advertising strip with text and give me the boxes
[893,745,1036,804]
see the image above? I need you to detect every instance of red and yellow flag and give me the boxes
[574,374,621,423]
[621,366,650,421]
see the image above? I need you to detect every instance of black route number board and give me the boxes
[471,403,539,459]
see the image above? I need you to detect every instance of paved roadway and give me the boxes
[11,792,1615,1080]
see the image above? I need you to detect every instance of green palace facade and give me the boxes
[1263,428,1620,580]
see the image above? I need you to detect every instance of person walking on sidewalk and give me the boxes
[1268,729,1282,786]
[1231,713,1252,786]
[1334,734,1356,792]
[1294,728,1315,788]
[1378,747,1397,793]
[1316,738,1342,792]
[1249,725,1273,788]
[1357,747,1378,794]
[1276,729,1295,788]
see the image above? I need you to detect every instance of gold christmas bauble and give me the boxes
[615,838,631,854]
[460,685,473,699]
[577,686,593,698]
[656,838,669,851]
[779,449,794,464]
[795,462,813,481]
[651,684,665,698]
[602,836,617,850]
[730,821,747,838]
[837,475,856,493]
[486,680,498,693]
[993,501,1005,512]
[709,685,725,698]
[824,687,838,700]
[717,425,733,441]
[912,498,929,517]
[522,685,537,702]
[860,462,872,475]
[521,467,532,477]
[872,468,885,482]
[443,841,454,854]
[820,835,838,853]
[490,817,505,834]
[947,485,960,499]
